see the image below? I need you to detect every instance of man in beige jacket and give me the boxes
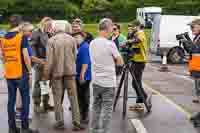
[46,21,83,131]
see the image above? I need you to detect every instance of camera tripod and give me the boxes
[113,61,152,119]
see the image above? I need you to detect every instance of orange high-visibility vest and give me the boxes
[1,33,23,79]
[189,53,200,72]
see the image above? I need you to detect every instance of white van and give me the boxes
[150,15,200,63]
[137,7,162,28]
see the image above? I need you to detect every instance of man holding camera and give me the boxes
[187,19,200,126]
[127,20,149,112]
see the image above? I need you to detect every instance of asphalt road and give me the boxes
[0,53,200,133]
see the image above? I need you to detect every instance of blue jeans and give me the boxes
[7,74,30,129]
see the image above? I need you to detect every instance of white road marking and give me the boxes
[131,119,148,133]
[143,82,192,119]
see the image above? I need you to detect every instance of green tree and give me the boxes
[82,0,112,22]
[1,0,200,22]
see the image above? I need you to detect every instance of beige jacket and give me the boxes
[47,32,77,79]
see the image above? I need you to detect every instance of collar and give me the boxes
[9,26,20,32]
[80,41,87,47]
[5,31,19,39]
[137,30,143,33]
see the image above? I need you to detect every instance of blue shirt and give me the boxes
[4,32,30,74]
[27,46,32,57]
[76,41,92,80]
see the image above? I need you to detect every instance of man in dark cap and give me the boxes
[9,15,22,29]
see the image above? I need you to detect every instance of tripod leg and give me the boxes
[129,66,152,112]
[113,70,126,112]
[123,69,129,119]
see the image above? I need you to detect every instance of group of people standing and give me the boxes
[0,15,149,133]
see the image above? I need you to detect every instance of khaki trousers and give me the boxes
[51,76,81,124]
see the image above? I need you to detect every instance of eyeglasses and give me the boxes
[113,28,117,31]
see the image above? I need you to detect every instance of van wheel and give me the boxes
[167,47,185,64]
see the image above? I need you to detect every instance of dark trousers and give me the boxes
[7,74,30,129]
[130,62,147,103]
[76,80,90,118]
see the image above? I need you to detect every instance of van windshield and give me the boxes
[145,13,160,21]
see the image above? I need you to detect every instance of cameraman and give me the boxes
[127,20,149,112]
[188,19,200,125]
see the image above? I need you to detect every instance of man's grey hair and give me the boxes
[99,18,113,32]
[53,20,72,34]
[19,22,34,32]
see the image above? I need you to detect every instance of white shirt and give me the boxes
[90,37,121,87]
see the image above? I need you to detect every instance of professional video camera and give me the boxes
[176,32,193,53]
[176,32,191,41]
[121,42,139,57]
[121,40,140,63]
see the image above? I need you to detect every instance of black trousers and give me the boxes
[130,62,147,103]
[76,80,90,118]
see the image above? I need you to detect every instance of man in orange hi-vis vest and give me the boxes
[187,19,200,127]
[1,15,39,133]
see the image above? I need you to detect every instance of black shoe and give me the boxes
[190,113,200,121]
[81,113,89,124]
[193,120,200,128]
[146,94,152,112]
[44,104,54,112]
[9,127,20,133]
[81,119,89,124]
[72,122,85,131]
[21,128,39,133]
